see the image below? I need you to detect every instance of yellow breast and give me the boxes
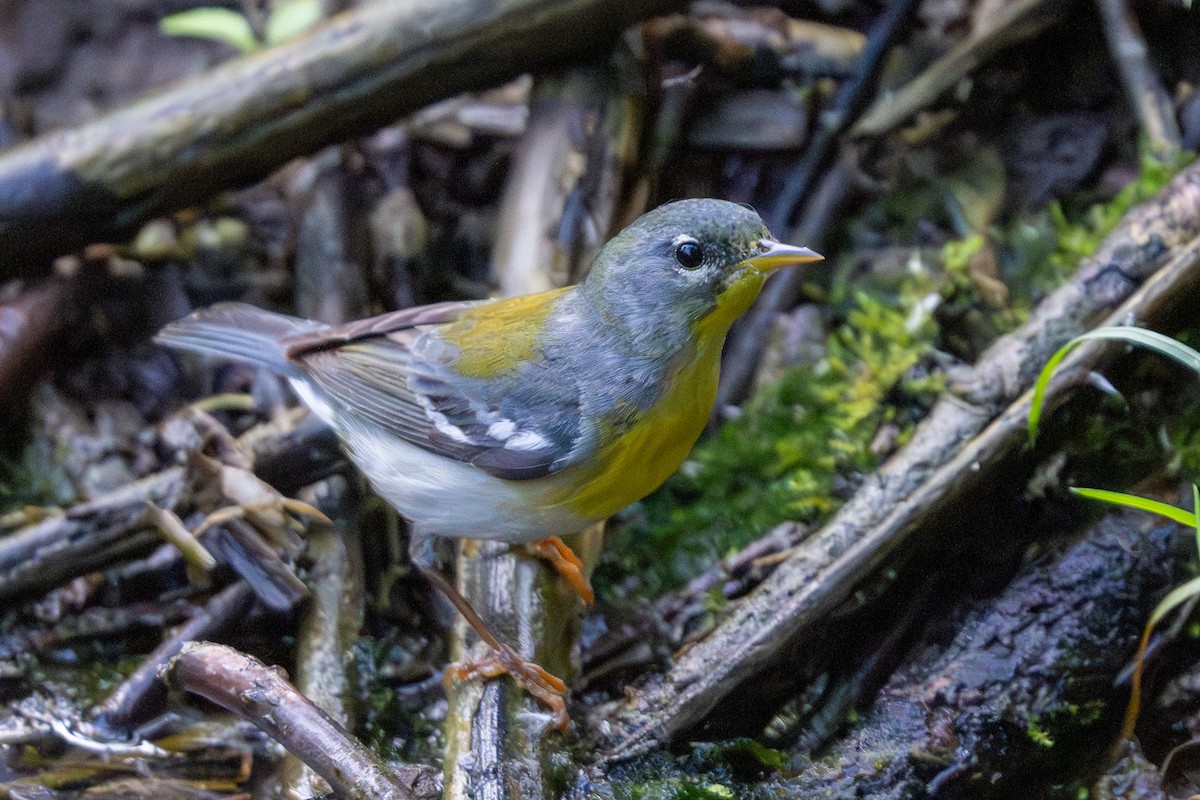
[557,271,766,521]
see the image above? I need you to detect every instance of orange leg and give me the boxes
[525,536,594,607]
[413,553,569,730]
[445,657,567,731]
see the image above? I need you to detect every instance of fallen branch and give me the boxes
[1095,0,1181,159]
[595,157,1200,757]
[776,511,1180,798]
[92,581,255,731]
[850,0,1070,139]
[166,642,421,800]
[0,406,334,603]
[0,0,682,278]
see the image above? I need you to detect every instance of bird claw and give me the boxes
[525,536,595,607]
[445,644,569,731]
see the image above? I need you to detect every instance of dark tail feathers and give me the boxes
[155,303,327,373]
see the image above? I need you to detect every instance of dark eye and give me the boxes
[675,241,704,270]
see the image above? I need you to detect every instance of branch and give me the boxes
[166,642,420,800]
[1095,0,1182,158]
[0,0,682,279]
[850,0,1070,139]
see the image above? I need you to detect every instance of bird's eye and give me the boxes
[674,240,704,270]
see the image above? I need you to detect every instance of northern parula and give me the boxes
[156,198,822,725]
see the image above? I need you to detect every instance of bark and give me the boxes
[0,0,682,279]
[773,511,1181,799]
[594,157,1200,758]
[166,642,424,800]
[281,484,366,800]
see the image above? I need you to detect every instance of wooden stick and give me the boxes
[166,642,417,800]
[0,0,682,279]
[1095,0,1181,158]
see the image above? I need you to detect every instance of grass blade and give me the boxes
[1069,487,1196,527]
[1029,327,1200,440]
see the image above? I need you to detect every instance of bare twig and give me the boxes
[93,581,255,731]
[0,468,188,603]
[1095,0,1182,158]
[850,0,1070,138]
[166,642,417,800]
[0,406,337,603]
[715,0,917,410]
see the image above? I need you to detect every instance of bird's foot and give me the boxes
[525,536,594,606]
[445,645,569,731]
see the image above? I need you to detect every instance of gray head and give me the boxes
[581,199,821,333]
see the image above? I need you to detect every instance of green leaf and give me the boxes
[1194,484,1200,561]
[265,0,323,46]
[159,8,258,54]
[1070,487,1197,527]
[1029,326,1200,440]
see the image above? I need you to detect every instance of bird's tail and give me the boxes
[155,302,327,373]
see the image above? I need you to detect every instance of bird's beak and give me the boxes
[743,239,823,273]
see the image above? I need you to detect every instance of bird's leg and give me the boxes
[524,536,594,606]
[409,535,568,729]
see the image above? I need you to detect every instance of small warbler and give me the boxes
[157,198,821,726]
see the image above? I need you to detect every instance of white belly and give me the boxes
[339,424,592,542]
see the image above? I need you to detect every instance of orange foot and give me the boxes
[525,536,595,606]
[446,643,569,731]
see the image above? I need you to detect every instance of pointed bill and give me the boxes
[743,239,823,272]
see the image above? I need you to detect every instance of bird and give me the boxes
[156,198,822,727]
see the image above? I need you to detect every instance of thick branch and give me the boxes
[777,511,1180,798]
[166,642,418,800]
[0,0,681,278]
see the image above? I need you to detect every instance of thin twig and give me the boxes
[1095,0,1182,158]
[93,581,255,732]
[849,0,1070,138]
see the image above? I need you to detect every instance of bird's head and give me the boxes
[582,199,822,333]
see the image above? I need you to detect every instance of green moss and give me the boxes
[1025,716,1055,749]
[606,746,789,800]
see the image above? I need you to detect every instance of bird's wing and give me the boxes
[280,292,583,481]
